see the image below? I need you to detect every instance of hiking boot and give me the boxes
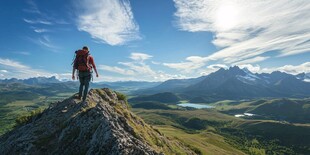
[74,95,82,100]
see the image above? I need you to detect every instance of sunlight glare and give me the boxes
[215,4,239,31]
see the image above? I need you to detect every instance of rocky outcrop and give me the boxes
[0,88,194,155]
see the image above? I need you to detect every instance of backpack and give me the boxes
[73,50,90,71]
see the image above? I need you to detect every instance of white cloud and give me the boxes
[237,62,310,75]
[0,58,28,69]
[199,64,228,75]
[53,73,72,81]
[238,64,261,73]
[151,61,161,65]
[101,62,179,81]
[34,28,49,33]
[129,53,152,61]
[163,56,208,73]
[99,52,184,81]
[23,0,41,14]
[173,0,310,63]
[118,62,156,76]
[38,35,57,49]
[98,65,135,76]
[0,58,54,79]
[23,18,53,25]
[27,35,59,52]
[76,0,140,45]
[233,56,270,65]
[263,62,310,75]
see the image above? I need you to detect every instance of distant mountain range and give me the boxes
[0,76,61,85]
[0,76,160,94]
[135,66,310,101]
[1,67,310,101]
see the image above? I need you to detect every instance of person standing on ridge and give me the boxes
[72,46,99,101]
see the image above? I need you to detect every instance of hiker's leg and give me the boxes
[78,74,85,98]
[82,74,91,101]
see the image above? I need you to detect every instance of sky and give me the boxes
[0,0,309,82]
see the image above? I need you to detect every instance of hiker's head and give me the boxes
[82,46,89,52]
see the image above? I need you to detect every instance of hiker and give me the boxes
[72,46,99,101]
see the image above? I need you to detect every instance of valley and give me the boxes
[1,70,310,154]
[132,105,310,155]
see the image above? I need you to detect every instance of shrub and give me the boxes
[15,108,43,126]
[115,91,130,108]
[115,91,127,101]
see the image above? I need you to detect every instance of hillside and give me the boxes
[0,88,195,154]
[213,98,310,123]
[133,108,310,154]
[247,99,310,123]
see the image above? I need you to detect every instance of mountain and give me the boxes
[0,76,61,85]
[136,66,310,101]
[134,76,206,95]
[186,67,310,100]
[0,77,159,94]
[0,88,194,154]
[296,72,310,82]
[104,81,161,89]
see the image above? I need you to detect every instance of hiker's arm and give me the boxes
[90,57,99,77]
[72,67,76,80]
[93,66,99,77]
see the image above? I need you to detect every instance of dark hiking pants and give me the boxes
[78,71,91,101]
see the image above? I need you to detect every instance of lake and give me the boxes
[234,113,256,117]
[177,103,214,109]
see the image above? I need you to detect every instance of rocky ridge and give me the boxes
[0,88,194,155]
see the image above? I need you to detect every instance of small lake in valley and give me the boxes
[177,103,214,109]
[234,113,256,117]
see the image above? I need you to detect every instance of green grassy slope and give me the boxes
[132,107,310,155]
[0,83,75,135]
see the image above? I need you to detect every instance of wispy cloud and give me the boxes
[129,53,152,62]
[99,53,183,81]
[22,1,65,52]
[233,56,270,66]
[238,64,261,73]
[26,35,60,52]
[199,64,228,76]
[98,65,135,76]
[0,58,28,69]
[173,0,310,64]
[76,0,140,46]
[33,28,50,33]
[38,35,57,49]
[23,18,53,25]
[163,56,208,73]
[262,62,310,75]
[239,62,310,75]
[23,0,41,14]
[0,58,53,79]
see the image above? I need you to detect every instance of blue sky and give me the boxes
[0,0,309,81]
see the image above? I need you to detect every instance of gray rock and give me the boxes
[0,88,168,155]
